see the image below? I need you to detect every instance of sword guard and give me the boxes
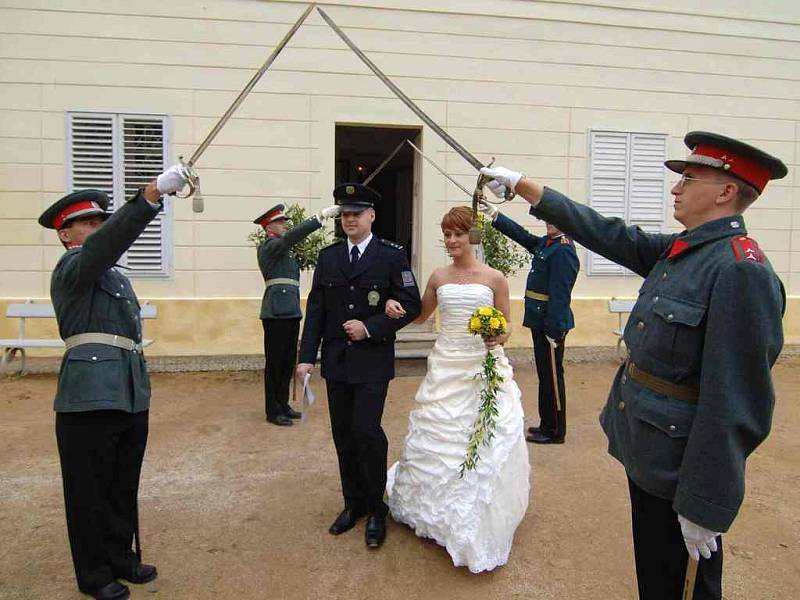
[175,156,201,209]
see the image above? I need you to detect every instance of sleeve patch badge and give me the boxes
[401,270,416,287]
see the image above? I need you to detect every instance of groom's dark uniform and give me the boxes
[299,184,421,530]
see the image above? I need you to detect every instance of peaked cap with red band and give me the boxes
[253,203,287,228]
[38,189,110,230]
[665,131,787,194]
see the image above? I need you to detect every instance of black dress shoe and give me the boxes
[92,581,130,600]
[526,431,564,444]
[527,425,541,435]
[118,563,158,584]
[284,407,302,419]
[365,515,386,548]
[329,507,365,535]
[266,415,293,426]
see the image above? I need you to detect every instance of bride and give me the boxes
[384,206,530,573]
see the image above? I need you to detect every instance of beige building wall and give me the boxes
[1,0,798,355]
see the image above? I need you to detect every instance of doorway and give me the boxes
[335,125,420,264]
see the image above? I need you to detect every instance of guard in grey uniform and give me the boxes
[39,165,190,600]
[255,202,340,426]
[481,131,786,599]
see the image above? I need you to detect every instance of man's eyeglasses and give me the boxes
[673,174,728,187]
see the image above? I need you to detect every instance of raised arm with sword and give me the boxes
[317,7,514,243]
[176,3,316,212]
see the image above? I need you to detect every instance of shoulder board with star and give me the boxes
[730,236,765,264]
[378,238,404,251]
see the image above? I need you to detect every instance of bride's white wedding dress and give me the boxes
[386,283,530,573]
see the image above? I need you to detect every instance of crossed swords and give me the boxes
[179,3,512,243]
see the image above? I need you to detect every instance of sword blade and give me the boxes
[317,7,484,173]
[405,140,471,197]
[188,3,316,166]
[362,139,407,186]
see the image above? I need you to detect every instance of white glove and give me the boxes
[318,205,341,221]
[678,515,720,561]
[156,164,190,195]
[476,197,499,220]
[480,166,523,198]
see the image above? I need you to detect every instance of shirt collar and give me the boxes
[347,233,373,255]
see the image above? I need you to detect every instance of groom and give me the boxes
[296,182,421,548]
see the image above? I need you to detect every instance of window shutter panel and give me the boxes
[629,133,666,225]
[68,114,115,206]
[587,131,627,275]
[122,116,167,273]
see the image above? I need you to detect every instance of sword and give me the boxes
[178,3,316,212]
[317,7,513,243]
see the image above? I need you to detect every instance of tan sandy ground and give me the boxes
[1,358,798,600]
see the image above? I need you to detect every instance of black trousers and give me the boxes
[628,478,723,600]
[531,329,567,439]
[325,380,390,516]
[55,410,149,593]
[262,318,300,419]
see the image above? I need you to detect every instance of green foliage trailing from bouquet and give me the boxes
[247,203,332,271]
[460,306,508,477]
[477,214,530,277]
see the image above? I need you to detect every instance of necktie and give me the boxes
[350,245,360,263]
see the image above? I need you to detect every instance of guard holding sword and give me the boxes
[255,202,340,426]
[39,165,190,600]
[478,201,578,444]
[480,132,786,599]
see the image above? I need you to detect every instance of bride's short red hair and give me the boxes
[440,206,473,233]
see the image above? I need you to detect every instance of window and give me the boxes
[67,112,171,278]
[586,130,667,275]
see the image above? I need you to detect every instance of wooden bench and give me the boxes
[608,298,636,362]
[1,302,156,376]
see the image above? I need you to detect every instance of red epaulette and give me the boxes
[559,236,570,244]
[730,236,765,264]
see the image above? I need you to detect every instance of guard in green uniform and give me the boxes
[39,165,190,600]
[255,202,340,426]
[479,203,579,444]
[481,132,786,599]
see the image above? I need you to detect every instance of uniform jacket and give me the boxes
[51,191,161,414]
[257,215,322,320]
[532,187,785,532]
[299,237,421,383]
[492,212,579,337]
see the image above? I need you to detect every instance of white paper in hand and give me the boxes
[301,373,315,424]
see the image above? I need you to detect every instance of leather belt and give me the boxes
[525,290,550,301]
[625,360,699,404]
[64,333,143,353]
[265,277,300,288]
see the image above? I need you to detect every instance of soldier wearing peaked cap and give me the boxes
[481,132,787,599]
[296,182,421,549]
[255,201,340,427]
[40,165,190,600]
[477,200,579,445]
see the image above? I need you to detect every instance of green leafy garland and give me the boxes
[247,203,332,271]
[477,214,530,277]
[460,306,508,477]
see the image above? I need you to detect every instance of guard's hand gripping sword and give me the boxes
[317,7,514,243]
[177,3,316,212]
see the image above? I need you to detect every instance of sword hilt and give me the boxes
[175,156,204,213]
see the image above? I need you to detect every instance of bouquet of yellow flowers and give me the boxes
[460,306,508,477]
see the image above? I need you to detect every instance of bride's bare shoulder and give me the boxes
[427,267,449,288]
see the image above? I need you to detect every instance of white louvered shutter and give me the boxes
[587,131,667,276]
[121,115,168,274]
[67,112,170,277]
[587,131,627,275]
[68,114,115,201]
